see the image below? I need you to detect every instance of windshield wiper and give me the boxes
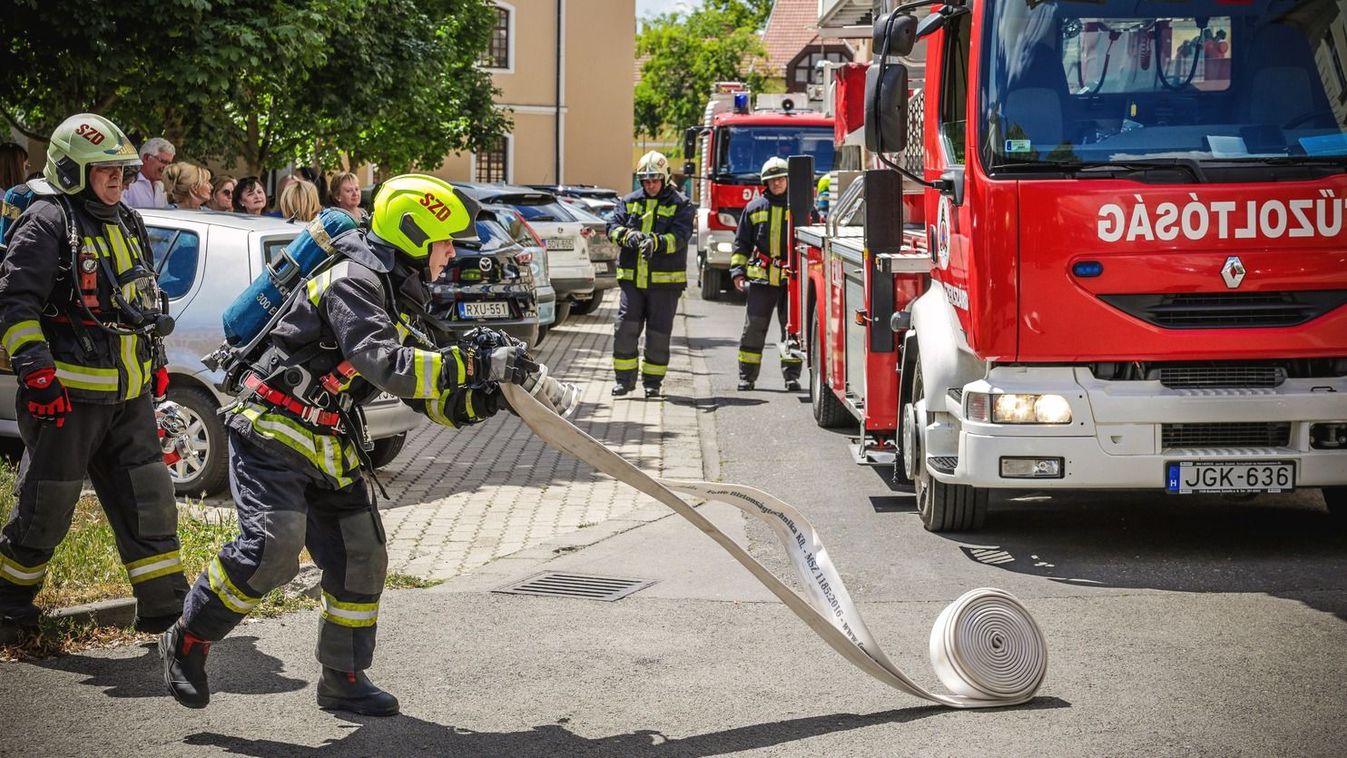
[1218,155,1347,169]
[993,158,1206,183]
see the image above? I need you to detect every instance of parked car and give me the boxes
[424,212,539,347]
[0,209,424,497]
[487,204,556,345]
[453,183,594,325]
[526,184,621,218]
[552,201,619,316]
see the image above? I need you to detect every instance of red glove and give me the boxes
[153,366,170,400]
[23,368,71,428]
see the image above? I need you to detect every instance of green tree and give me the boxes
[0,0,508,175]
[634,0,772,142]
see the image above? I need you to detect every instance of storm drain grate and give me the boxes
[493,572,655,602]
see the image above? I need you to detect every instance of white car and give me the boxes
[0,209,423,497]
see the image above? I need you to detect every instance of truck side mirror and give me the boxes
[787,155,815,226]
[864,62,909,154]
[872,12,918,58]
[682,127,700,160]
[863,168,903,255]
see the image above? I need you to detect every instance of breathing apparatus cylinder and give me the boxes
[223,208,360,346]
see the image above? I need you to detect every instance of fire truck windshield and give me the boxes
[713,125,836,180]
[982,0,1347,171]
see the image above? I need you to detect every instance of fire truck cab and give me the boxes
[683,83,836,300]
[800,0,1347,531]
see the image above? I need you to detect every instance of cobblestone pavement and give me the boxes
[371,293,706,579]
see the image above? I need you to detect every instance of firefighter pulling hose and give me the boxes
[501,383,1048,708]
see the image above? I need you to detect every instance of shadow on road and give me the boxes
[183,698,1069,756]
[942,490,1347,620]
[32,636,306,699]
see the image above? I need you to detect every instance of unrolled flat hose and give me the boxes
[504,384,1047,708]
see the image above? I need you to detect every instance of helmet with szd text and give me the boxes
[43,113,141,195]
[370,174,481,260]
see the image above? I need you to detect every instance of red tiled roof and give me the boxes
[761,0,847,74]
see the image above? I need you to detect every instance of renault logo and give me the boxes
[1221,256,1246,289]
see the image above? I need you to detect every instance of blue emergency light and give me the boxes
[1072,261,1104,278]
[733,92,749,112]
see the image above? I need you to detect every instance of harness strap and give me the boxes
[241,373,343,428]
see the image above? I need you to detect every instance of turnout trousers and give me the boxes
[0,395,186,623]
[613,280,681,389]
[738,283,802,384]
[181,429,387,672]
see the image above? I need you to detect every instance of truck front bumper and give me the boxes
[932,367,1347,490]
[699,230,736,269]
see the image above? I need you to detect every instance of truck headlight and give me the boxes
[966,392,1072,424]
[715,241,734,254]
[717,212,738,227]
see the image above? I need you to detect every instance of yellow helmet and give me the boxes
[370,174,480,259]
[43,113,141,195]
[760,157,789,182]
[635,151,672,183]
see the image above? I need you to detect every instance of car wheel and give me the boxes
[535,324,549,347]
[165,386,229,498]
[368,433,407,469]
[554,299,573,326]
[910,363,987,532]
[1323,487,1347,521]
[571,289,607,316]
[809,309,848,429]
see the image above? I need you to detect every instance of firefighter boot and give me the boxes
[160,622,211,709]
[611,382,635,397]
[785,380,801,392]
[644,383,662,399]
[317,668,400,716]
[0,604,40,645]
[737,380,754,391]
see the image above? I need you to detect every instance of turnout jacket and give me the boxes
[229,230,490,487]
[730,190,790,287]
[0,194,159,403]
[605,185,693,290]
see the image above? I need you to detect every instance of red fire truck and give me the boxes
[792,0,1347,532]
[682,83,836,300]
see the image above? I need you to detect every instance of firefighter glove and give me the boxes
[482,345,539,386]
[636,234,657,259]
[153,366,170,401]
[22,367,71,428]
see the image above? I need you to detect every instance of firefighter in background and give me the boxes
[605,151,693,398]
[730,157,803,392]
[159,175,547,717]
[0,114,184,638]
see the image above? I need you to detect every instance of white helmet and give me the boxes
[636,151,672,183]
[761,157,789,182]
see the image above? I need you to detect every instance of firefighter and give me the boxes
[0,114,185,638]
[159,174,545,716]
[730,157,802,392]
[605,151,693,398]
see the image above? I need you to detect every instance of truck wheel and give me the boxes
[809,309,849,428]
[570,289,606,316]
[700,260,721,301]
[1323,487,1347,521]
[910,364,987,532]
[368,433,407,469]
[165,386,229,498]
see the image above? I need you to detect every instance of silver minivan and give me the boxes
[0,209,423,497]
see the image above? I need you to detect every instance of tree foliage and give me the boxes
[633,0,775,143]
[0,0,509,175]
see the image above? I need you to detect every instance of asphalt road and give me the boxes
[2,277,1344,757]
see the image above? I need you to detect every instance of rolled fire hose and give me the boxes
[503,383,1048,708]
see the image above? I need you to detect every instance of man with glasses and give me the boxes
[0,114,185,642]
[123,136,175,209]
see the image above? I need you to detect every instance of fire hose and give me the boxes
[502,382,1048,708]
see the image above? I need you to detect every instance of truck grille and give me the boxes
[1099,290,1347,329]
[1157,366,1285,389]
[1161,422,1291,448]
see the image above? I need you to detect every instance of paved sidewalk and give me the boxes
[372,294,706,579]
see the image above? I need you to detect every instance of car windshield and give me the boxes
[982,0,1347,169]
[555,202,605,224]
[713,125,836,180]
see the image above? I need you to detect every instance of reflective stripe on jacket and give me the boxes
[606,185,692,290]
[730,191,790,288]
[0,197,157,403]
